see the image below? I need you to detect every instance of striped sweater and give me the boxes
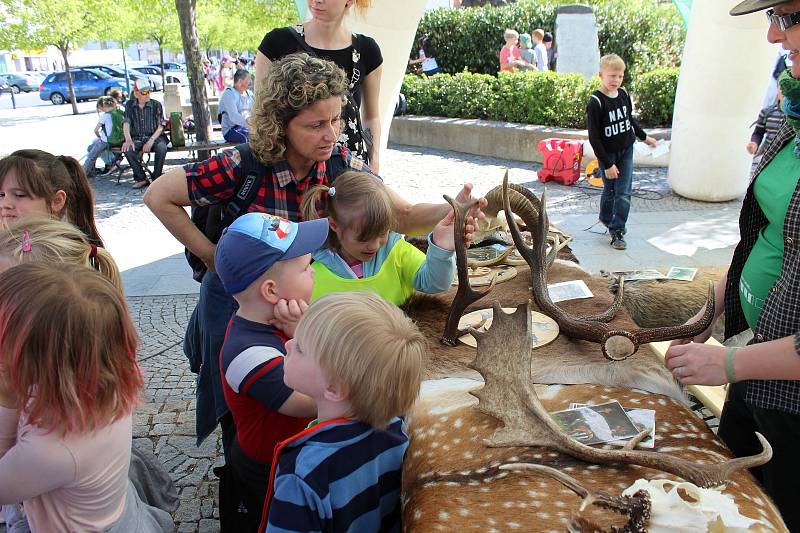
[262,417,407,533]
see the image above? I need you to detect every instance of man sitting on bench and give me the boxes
[218,69,253,143]
[122,79,168,189]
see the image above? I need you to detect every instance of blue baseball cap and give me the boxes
[215,213,329,295]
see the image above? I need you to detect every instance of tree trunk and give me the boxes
[158,42,166,89]
[60,46,78,115]
[121,44,131,94]
[175,0,211,156]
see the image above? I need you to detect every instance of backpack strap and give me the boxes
[220,143,265,227]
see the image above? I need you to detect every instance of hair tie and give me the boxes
[328,186,336,197]
[20,230,31,253]
[90,244,98,259]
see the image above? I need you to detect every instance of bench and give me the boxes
[104,139,238,183]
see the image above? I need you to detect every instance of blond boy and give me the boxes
[586,54,657,250]
[531,28,549,72]
[213,212,328,530]
[264,292,425,532]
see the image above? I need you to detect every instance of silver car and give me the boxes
[133,65,188,87]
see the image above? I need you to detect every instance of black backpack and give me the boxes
[186,144,348,282]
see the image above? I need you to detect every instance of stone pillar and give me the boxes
[347,0,429,153]
[163,83,182,116]
[668,1,774,201]
[554,5,600,78]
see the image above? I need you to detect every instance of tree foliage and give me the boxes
[197,0,297,53]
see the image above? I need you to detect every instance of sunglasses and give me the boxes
[766,8,800,31]
[139,89,151,95]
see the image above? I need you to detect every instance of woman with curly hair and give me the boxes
[255,0,382,170]
[144,52,483,467]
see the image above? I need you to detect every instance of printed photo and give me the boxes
[550,401,639,445]
[666,266,698,282]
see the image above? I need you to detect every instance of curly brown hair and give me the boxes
[249,53,348,164]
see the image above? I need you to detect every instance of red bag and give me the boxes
[537,139,583,186]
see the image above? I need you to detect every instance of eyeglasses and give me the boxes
[139,89,151,95]
[766,8,800,31]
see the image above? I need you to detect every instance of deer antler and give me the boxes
[440,195,496,346]
[467,301,772,488]
[499,463,652,533]
[502,175,716,360]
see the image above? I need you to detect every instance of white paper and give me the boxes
[637,139,671,158]
[547,279,593,303]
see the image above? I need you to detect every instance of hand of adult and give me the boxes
[746,141,759,155]
[142,139,154,154]
[454,183,487,222]
[605,165,619,179]
[269,299,308,338]
[121,139,134,152]
[664,342,727,386]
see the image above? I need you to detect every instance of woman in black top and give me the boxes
[255,0,383,171]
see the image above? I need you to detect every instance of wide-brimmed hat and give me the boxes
[731,0,791,16]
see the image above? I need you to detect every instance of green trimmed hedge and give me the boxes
[634,68,679,127]
[414,0,684,89]
[401,71,599,128]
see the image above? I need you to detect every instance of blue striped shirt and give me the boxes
[263,417,407,533]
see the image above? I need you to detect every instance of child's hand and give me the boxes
[746,141,758,155]
[269,299,308,338]
[644,136,658,148]
[432,207,477,251]
[605,165,619,179]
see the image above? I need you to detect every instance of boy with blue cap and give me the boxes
[213,212,328,531]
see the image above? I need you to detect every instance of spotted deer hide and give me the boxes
[405,260,685,401]
[402,379,787,532]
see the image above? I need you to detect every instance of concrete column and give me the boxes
[346,0,429,154]
[668,0,775,201]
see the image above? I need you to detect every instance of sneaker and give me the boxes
[610,231,627,250]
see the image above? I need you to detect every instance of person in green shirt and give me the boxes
[300,171,463,305]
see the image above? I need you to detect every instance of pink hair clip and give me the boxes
[20,230,31,253]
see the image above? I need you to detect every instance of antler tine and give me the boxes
[440,194,496,346]
[471,302,774,488]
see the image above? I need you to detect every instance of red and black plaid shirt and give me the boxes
[185,144,368,220]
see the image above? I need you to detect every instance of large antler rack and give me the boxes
[468,301,772,488]
[501,174,716,361]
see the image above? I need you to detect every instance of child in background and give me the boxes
[0,149,104,246]
[83,96,118,178]
[543,32,557,71]
[0,263,172,532]
[409,35,441,76]
[213,212,328,531]
[300,171,457,306]
[499,29,521,72]
[748,88,785,157]
[517,33,537,72]
[531,29,549,72]
[586,54,657,250]
[263,291,425,533]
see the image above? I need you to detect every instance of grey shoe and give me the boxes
[610,231,627,250]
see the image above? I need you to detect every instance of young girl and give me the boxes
[0,263,171,532]
[499,28,521,72]
[0,150,103,246]
[409,35,441,76]
[0,217,120,287]
[300,171,457,305]
[83,96,119,178]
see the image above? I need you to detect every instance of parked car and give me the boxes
[81,65,162,91]
[150,61,185,72]
[39,68,127,105]
[0,72,45,93]
[133,65,188,86]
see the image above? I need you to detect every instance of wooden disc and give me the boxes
[452,265,518,287]
[457,307,559,349]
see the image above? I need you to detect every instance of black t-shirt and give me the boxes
[586,88,646,169]
[258,27,383,107]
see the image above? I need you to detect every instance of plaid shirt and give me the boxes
[724,120,800,414]
[185,144,368,220]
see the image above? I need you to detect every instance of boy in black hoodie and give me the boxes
[587,54,656,250]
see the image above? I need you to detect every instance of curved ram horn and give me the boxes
[502,174,715,360]
[440,194,496,346]
[470,301,773,488]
